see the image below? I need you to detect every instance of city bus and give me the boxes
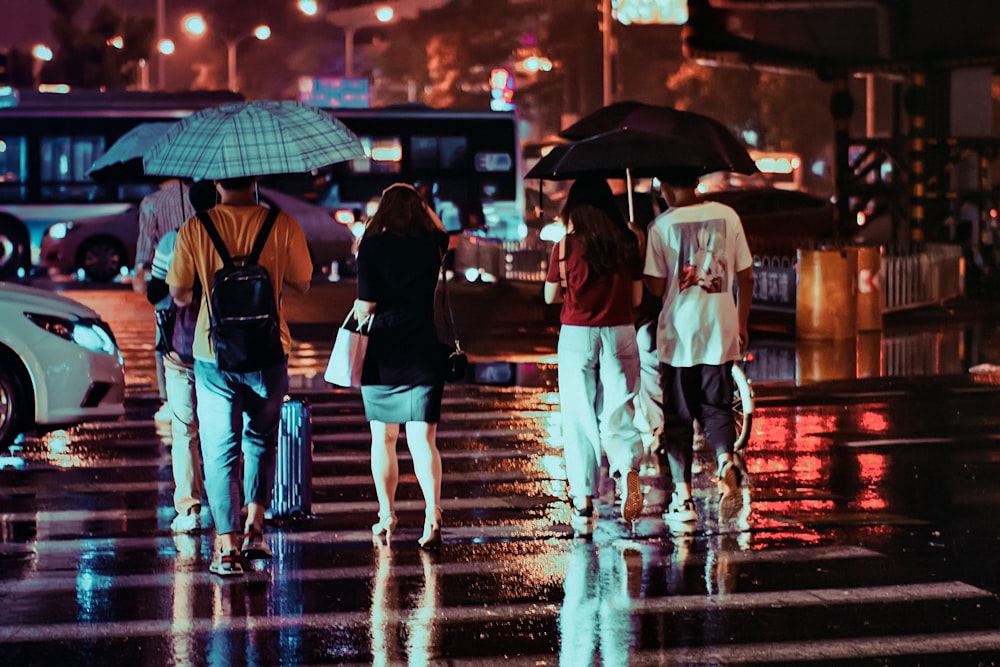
[279,104,526,242]
[266,104,529,282]
[0,91,527,282]
[0,87,244,279]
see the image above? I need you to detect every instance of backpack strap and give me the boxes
[558,237,567,289]
[196,210,233,267]
[248,206,280,264]
[196,206,280,267]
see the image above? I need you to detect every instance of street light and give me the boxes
[182,13,271,92]
[298,1,405,78]
[31,44,53,89]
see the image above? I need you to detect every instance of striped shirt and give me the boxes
[134,181,194,269]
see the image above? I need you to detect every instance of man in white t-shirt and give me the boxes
[643,171,754,528]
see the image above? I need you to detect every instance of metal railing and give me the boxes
[456,233,967,319]
[749,242,965,316]
[882,243,964,313]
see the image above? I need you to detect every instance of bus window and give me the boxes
[410,135,468,170]
[352,136,401,174]
[41,135,104,200]
[749,150,803,191]
[410,135,437,169]
[440,137,467,169]
[0,134,27,202]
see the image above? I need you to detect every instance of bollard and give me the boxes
[796,337,857,383]
[856,330,882,378]
[796,247,858,339]
[854,245,883,331]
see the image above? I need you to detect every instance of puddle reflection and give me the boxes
[746,324,980,384]
[370,544,440,666]
[559,542,639,666]
[169,534,200,666]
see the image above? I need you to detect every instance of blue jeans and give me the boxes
[194,358,288,535]
[557,324,643,503]
[163,353,202,515]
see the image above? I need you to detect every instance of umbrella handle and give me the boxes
[626,168,635,224]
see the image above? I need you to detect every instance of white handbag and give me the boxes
[324,311,372,388]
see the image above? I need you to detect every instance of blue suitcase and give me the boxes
[269,398,313,519]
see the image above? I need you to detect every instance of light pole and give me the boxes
[225,25,271,92]
[183,14,270,92]
[155,0,166,89]
[299,1,443,78]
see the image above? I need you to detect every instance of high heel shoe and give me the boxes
[372,512,397,542]
[418,508,442,550]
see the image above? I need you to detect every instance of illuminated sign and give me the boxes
[297,76,370,109]
[613,0,688,25]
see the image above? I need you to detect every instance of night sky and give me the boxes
[0,1,247,52]
[0,1,153,51]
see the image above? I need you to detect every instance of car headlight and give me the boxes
[24,312,120,357]
[47,222,74,240]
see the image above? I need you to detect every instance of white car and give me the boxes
[0,283,125,449]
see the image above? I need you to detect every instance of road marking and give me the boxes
[0,581,987,644]
[845,437,954,448]
[498,630,1000,665]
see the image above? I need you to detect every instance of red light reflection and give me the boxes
[858,410,890,433]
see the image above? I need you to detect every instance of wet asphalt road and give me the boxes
[3,281,1000,664]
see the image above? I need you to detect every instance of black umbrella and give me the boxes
[525,128,706,222]
[526,128,707,180]
[560,101,758,176]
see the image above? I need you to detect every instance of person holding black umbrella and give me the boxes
[544,177,646,535]
[643,171,754,528]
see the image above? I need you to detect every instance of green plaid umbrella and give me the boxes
[143,101,366,180]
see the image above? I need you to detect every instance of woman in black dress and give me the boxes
[354,183,449,549]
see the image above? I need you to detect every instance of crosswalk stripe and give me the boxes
[0,582,987,645]
[0,544,885,596]
[0,467,557,496]
[0,495,562,526]
[487,631,1000,665]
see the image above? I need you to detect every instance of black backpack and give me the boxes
[197,208,285,372]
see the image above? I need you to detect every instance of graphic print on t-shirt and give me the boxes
[677,218,729,294]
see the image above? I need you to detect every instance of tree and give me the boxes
[42,0,153,89]
[666,61,835,194]
[370,0,532,108]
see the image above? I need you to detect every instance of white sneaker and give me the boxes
[154,402,172,423]
[170,508,201,534]
[570,497,596,537]
[663,492,698,525]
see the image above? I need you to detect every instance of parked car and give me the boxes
[700,187,838,242]
[39,186,356,282]
[41,207,140,282]
[0,282,125,450]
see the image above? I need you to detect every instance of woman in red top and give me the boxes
[544,177,646,535]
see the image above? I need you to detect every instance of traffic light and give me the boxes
[489,68,514,111]
[0,51,8,85]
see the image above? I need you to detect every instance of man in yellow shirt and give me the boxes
[167,176,312,577]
